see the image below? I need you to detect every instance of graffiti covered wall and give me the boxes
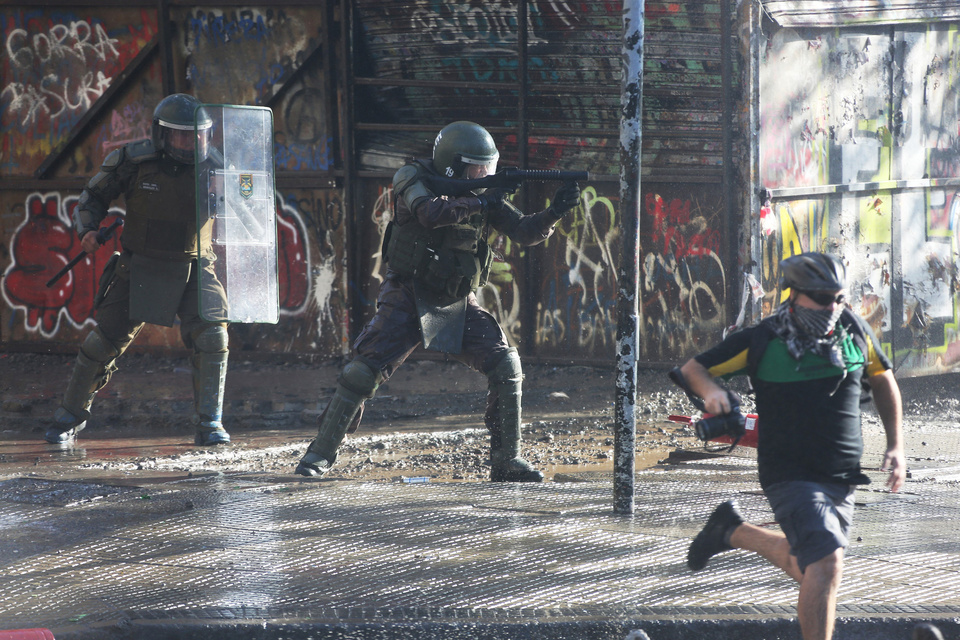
[351,0,734,362]
[1,8,159,177]
[759,22,960,376]
[1,5,345,357]
[3,1,737,364]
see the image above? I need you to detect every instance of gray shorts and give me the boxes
[764,480,856,573]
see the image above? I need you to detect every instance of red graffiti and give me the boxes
[4,192,311,336]
[3,193,123,336]
[645,192,720,258]
[276,203,309,312]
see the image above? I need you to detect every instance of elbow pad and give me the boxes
[74,190,108,237]
[74,148,125,236]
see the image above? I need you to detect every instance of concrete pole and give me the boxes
[614,0,645,515]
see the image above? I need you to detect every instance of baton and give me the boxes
[46,218,124,288]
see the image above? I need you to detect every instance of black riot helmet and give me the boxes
[432,121,499,178]
[151,93,212,164]
[779,252,846,292]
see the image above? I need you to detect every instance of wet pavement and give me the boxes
[1,354,960,639]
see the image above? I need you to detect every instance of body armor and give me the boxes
[76,140,214,262]
[385,160,493,303]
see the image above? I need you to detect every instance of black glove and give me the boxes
[478,188,510,214]
[550,181,580,219]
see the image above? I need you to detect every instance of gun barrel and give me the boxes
[505,169,590,182]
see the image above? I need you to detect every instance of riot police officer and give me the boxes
[46,93,232,447]
[295,121,581,481]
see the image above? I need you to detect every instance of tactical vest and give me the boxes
[121,144,211,260]
[385,164,493,301]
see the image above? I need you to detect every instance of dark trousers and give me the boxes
[352,276,515,433]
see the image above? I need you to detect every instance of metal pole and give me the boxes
[614,0,645,515]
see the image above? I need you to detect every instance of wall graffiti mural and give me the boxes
[640,192,725,359]
[535,186,618,353]
[7,2,958,373]
[2,192,122,338]
[1,9,157,175]
[181,7,322,107]
[760,24,960,376]
[275,187,347,353]
[2,191,312,342]
[531,185,727,360]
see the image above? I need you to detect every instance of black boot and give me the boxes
[687,500,744,570]
[486,349,543,483]
[295,358,380,477]
[48,330,118,444]
[191,343,230,446]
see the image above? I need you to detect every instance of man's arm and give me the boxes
[489,182,581,246]
[75,147,132,253]
[867,369,905,492]
[679,358,735,416]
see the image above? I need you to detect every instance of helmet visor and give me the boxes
[461,155,498,179]
[158,119,211,164]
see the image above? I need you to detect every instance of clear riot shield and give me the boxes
[196,104,279,324]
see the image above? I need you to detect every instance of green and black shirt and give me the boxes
[694,309,891,489]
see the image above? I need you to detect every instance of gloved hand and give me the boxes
[550,181,581,219]
[478,188,511,214]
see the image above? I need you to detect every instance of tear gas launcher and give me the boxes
[422,168,590,197]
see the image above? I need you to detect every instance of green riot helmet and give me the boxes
[151,93,213,164]
[432,121,499,178]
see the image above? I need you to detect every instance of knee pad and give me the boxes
[487,348,522,386]
[338,357,382,400]
[193,325,229,354]
[80,328,120,364]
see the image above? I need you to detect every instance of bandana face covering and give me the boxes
[792,304,844,338]
[770,302,849,390]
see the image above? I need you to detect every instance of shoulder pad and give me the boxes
[125,139,158,163]
[394,162,435,210]
[393,163,422,193]
[101,148,124,170]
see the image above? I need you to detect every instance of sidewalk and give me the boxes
[1,354,959,639]
[1,438,959,639]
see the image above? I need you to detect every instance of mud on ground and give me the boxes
[2,352,959,483]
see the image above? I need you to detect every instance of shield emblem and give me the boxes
[239,174,253,199]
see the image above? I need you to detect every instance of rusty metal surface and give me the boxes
[1,445,959,638]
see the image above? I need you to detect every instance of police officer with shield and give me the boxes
[295,121,581,481]
[46,94,233,446]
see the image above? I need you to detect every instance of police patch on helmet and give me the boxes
[239,174,254,199]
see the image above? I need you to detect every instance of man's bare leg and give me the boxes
[729,523,803,582]
[731,524,842,640]
[796,549,843,640]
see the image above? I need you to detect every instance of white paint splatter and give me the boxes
[312,251,337,337]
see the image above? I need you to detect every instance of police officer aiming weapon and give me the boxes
[294,120,584,482]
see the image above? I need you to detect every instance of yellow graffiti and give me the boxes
[547,186,616,248]
[860,193,891,244]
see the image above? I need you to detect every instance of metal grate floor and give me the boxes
[1,456,959,634]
